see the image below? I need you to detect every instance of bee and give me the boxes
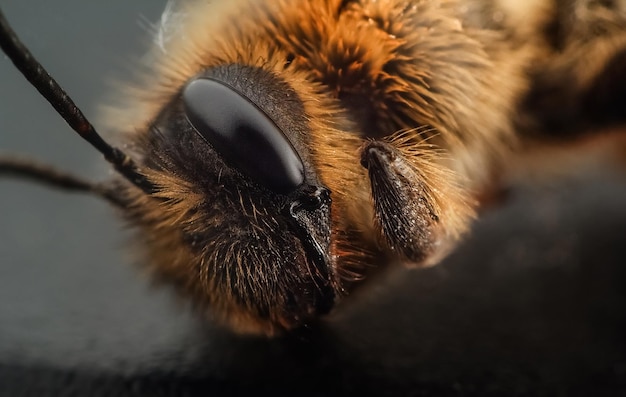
[1,0,625,337]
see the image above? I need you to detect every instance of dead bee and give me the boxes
[1,0,625,336]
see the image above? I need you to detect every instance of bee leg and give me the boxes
[360,140,449,265]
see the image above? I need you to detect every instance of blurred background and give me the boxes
[0,0,190,373]
[1,1,625,396]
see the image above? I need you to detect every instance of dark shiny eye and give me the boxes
[183,77,305,194]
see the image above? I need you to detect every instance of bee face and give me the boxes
[123,63,340,333]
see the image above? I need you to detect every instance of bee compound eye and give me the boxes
[183,77,305,194]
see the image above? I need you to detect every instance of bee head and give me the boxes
[120,63,341,335]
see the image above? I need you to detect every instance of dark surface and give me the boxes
[1,2,626,396]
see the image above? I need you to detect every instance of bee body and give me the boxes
[2,0,625,335]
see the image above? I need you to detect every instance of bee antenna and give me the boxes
[0,8,154,195]
[0,156,127,208]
